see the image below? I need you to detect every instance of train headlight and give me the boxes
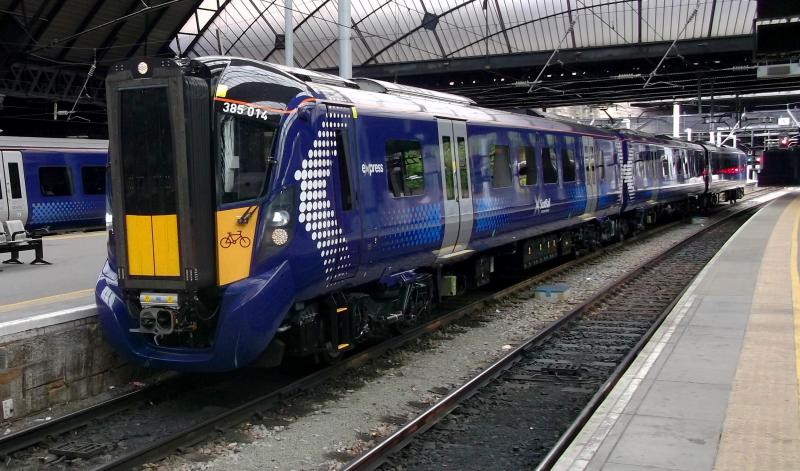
[256,185,296,263]
[271,228,289,245]
[270,210,290,227]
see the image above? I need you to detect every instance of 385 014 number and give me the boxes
[221,101,270,120]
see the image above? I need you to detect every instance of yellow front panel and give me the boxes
[152,214,181,277]
[125,215,154,276]
[215,207,259,286]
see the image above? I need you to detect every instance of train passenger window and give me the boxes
[81,166,106,195]
[542,135,558,184]
[442,136,455,200]
[8,162,21,198]
[490,144,512,188]
[39,167,72,196]
[457,137,470,198]
[516,146,537,186]
[218,113,279,204]
[385,140,424,197]
[597,140,615,184]
[659,149,670,178]
[562,136,577,182]
[335,130,353,210]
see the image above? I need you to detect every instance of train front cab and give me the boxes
[97,58,309,371]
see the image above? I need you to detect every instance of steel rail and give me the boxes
[341,198,770,471]
[0,382,168,457]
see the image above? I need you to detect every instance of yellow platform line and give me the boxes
[0,288,95,313]
[46,232,106,241]
[792,206,800,408]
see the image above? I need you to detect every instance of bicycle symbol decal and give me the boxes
[219,230,252,249]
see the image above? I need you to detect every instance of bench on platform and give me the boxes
[0,220,50,265]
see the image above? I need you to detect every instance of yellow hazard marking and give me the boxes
[152,214,180,277]
[337,343,350,350]
[0,288,94,313]
[125,215,155,276]
[215,207,260,286]
[215,84,228,97]
[47,231,106,240]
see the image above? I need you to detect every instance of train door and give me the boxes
[0,151,28,224]
[0,156,6,224]
[436,119,474,258]
[582,137,598,214]
[327,105,361,282]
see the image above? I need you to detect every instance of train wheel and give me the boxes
[318,341,343,365]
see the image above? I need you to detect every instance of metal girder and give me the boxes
[0,63,105,105]
[494,0,513,54]
[299,0,390,68]
[226,0,278,55]
[361,0,477,65]
[446,0,630,59]
[335,36,752,79]
[637,0,642,43]
[182,0,235,57]
[707,0,718,37]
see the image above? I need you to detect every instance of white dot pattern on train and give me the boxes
[293,108,353,285]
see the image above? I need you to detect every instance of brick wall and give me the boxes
[0,316,148,421]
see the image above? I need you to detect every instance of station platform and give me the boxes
[554,189,800,471]
[0,231,105,333]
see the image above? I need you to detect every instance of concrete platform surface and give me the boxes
[554,189,800,471]
[0,231,105,325]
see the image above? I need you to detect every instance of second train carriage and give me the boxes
[0,136,109,232]
[96,57,746,371]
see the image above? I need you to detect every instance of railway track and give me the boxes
[341,200,763,470]
[0,187,777,470]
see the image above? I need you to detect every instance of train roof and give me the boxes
[614,129,706,151]
[0,136,108,151]
[700,142,746,155]
[198,56,618,139]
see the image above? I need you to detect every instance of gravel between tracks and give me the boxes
[146,198,775,471]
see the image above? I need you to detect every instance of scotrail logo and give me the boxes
[534,197,552,215]
[361,163,385,176]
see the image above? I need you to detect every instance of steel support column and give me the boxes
[673,103,680,138]
[338,0,351,79]
[285,0,293,67]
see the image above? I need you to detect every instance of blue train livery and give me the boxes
[96,57,746,371]
[0,136,109,232]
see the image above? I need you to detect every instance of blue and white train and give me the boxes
[96,57,746,371]
[0,136,108,232]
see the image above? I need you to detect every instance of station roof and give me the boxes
[0,0,200,65]
[173,0,755,70]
